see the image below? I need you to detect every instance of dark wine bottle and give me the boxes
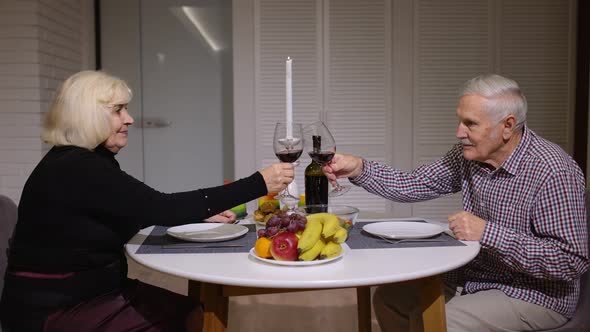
[304,135,328,213]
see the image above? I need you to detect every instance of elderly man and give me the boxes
[323,74,589,331]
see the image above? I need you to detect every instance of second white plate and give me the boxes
[167,223,249,243]
[362,221,444,239]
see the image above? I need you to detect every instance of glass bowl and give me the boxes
[297,204,359,231]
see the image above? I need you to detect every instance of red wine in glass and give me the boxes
[303,121,350,197]
[276,149,303,163]
[308,151,335,164]
[273,122,303,212]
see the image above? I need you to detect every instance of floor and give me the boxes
[127,255,382,332]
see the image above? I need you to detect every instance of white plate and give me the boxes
[249,243,348,266]
[167,223,249,243]
[362,221,444,239]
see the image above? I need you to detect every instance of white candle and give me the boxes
[286,57,293,139]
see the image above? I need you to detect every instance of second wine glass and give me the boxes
[273,122,303,211]
[303,121,350,197]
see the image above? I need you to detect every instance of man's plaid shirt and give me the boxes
[351,126,589,318]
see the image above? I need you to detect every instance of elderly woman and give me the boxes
[0,70,294,332]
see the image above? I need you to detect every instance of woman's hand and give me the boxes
[259,162,295,194]
[322,153,364,182]
[204,210,237,223]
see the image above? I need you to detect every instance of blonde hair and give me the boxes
[42,70,132,149]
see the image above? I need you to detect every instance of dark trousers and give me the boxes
[2,278,200,332]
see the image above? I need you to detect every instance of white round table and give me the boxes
[126,222,480,332]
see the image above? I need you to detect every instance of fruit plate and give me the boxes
[253,219,268,227]
[248,243,348,266]
[167,223,248,242]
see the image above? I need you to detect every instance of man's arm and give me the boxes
[351,145,464,202]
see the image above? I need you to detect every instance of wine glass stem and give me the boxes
[321,162,341,190]
[280,162,298,200]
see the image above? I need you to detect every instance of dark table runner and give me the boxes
[135,224,257,254]
[135,221,465,254]
[346,221,465,249]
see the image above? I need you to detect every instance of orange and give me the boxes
[254,237,273,258]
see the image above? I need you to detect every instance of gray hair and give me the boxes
[460,74,527,131]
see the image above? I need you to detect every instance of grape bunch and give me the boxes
[257,213,307,238]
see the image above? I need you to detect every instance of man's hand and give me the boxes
[322,153,364,184]
[205,210,237,224]
[447,211,486,241]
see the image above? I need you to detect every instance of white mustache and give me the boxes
[459,140,474,146]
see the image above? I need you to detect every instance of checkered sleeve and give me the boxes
[480,170,589,281]
[350,145,464,202]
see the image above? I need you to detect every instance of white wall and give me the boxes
[0,0,95,204]
[0,0,589,203]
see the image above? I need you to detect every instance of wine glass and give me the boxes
[303,121,350,197]
[273,122,303,212]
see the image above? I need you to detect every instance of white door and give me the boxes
[100,0,234,192]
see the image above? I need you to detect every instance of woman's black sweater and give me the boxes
[2,144,266,321]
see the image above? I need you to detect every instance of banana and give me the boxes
[298,238,326,261]
[321,214,340,239]
[320,241,342,259]
[297,219,322,253]
[305,213,326,224]
[306,212,339,225]
[332,226,348,243]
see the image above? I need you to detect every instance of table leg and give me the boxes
[188,281,229,332]
[419,275,446,332]
[356,286,372,332]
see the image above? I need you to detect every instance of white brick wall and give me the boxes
[0,0,94,204]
